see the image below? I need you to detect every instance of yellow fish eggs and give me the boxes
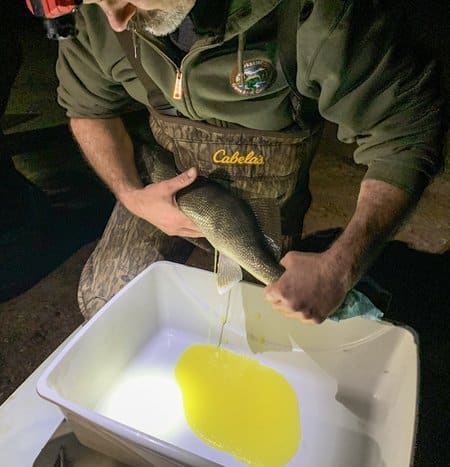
[175,344,301,466]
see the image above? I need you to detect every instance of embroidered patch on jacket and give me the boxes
[230,59,276,96]
[213,149,265,165]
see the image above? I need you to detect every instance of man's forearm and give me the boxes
[70,117,201,236]
[325,179,418,289]
[70,117,143,201]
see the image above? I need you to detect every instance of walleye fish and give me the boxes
[146,146,384,322]
[147,146,284,292]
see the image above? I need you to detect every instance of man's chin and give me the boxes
[143,23,181,37]
[137,7,191,36]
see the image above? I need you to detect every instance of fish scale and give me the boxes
[147,146,285,287]
[145,146,385,324]
[178,180,285,285]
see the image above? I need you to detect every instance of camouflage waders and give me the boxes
[77,199,195,320]
[78,108,322,320]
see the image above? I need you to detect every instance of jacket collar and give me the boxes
[225,0,283,40]
[191,0,284,42]
[190,0,232,35]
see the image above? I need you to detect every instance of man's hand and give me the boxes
[264,179,416,325]
[264,251,349,324]
[70,117,203,238]
[121,167,203,238]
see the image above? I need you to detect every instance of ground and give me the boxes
[0,9,449,467]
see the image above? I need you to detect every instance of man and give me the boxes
[56,0,444,322]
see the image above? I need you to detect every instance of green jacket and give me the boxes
[56,0,444,196]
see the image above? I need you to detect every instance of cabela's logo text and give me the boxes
[213,149,265,165]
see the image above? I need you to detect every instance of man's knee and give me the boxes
[77,289,107,321]
[76,203,195,319]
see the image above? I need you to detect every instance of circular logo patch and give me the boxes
[230,59,276,96]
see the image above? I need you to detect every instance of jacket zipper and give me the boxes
[173,44,219,102]
[133,29,221,116]
[132,29,183,99]
[173,70,183,100]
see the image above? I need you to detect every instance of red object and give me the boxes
[25,0,79,18]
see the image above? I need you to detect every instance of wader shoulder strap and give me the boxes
[277,0,303,100]
[277,0,321,125]
[115,30,170,109]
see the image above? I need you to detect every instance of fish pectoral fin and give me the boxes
[216,253,243,295]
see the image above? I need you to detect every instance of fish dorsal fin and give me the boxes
[215,251,243,294]
[247,198,283,260]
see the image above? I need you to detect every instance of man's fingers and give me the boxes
[179,226,204,237]
[264,284,279,303]
[264,286,320,324]
[165,167,197,194]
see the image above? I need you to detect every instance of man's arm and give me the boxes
[70,117,202,237]
[264,179,414,324]
[326,179,413,287]
[268,1,444,324]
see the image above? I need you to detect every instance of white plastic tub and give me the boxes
[37,261,418,467]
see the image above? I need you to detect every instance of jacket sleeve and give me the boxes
[296,0,445,197]
[56,5,149,118]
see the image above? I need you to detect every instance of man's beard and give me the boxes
[135,3,194,36]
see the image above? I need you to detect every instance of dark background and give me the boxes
[0,2,449,466]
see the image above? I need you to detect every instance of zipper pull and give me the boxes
[173,70,183,100]
[132,29,138,59]
[127,21,139,59]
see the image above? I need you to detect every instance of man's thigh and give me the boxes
[78,201,194,320]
